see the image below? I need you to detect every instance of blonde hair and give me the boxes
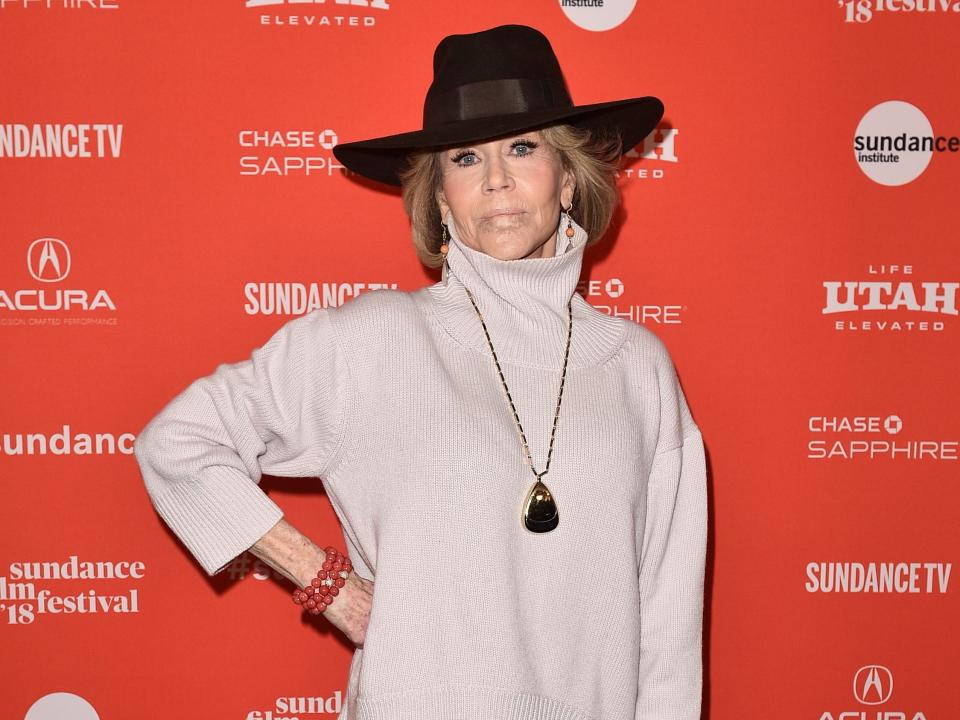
[398,124,623,269]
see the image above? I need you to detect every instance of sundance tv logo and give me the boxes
[818,665,927,720]
[838,0,960,24]
[577,277,685,325]
[805,561,951,593]
[0,239,118,325]
[246,0,390,29]
[0,123,123,158]
[854,101,957,186]
[244,280,399,315]
[807,413,958,461]
[823,263,957,332]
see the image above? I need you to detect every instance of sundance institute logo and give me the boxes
[854,100,958,186]
[559,0,636,31]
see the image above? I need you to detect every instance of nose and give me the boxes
[482,152,514,193]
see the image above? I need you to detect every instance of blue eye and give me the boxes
[449,139,539,167]
[450,150,477,166]
[511,139,538,156]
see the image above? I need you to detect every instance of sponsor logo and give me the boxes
[0,123,123,158]
[24,693,101,720]
[578,277,685,324]
[244,281,399,315]
[854,101,957,186]
[0,0,117,9]
[854,665,894,705]
[807,414,957,461]
[559,0,637,32]
[805,562,951,593]
[818,665,927,720]
[618,125,677,180]
[246,0,390,29]
[823,264,957,332]
[0,556,144,626]
[838,0,960,24]
[240,128,343,177]
[1,239,118,325]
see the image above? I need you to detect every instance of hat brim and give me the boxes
[332,96,664,186]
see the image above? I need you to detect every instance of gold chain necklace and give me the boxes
[461,280,572,533]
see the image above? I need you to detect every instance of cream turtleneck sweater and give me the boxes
[133,215,707,720]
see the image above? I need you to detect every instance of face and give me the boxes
[436,130,575,260]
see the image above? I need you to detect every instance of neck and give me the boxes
[427,211,624,370]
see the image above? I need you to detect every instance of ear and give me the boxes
[436,189,450,222]
[560,168,576,210]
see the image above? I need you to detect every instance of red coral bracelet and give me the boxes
[291,545,353,615]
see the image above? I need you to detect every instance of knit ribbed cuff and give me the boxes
[354,684,594,720]
[149,465,284,577]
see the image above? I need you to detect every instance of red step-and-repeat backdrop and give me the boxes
[1,2,957,719]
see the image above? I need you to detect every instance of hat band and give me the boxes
[423,77,572,127]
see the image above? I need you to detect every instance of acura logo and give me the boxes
[854,665,893,705]
[27,238,71,283]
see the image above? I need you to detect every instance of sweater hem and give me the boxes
[352,683,598,720]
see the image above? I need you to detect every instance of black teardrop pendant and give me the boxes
[522,479,559,533]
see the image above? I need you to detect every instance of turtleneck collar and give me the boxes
[424,209,625,370]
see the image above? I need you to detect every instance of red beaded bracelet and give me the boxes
[291,545,353,615]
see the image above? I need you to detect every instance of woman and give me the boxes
[134,24,707,720]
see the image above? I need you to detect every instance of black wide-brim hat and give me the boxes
[332,24,664,186]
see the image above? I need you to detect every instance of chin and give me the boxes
[478,232,544,261]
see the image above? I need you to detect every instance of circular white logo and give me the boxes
[854,101,933,186]
[24,693,100,720]
[559,0,637,31]
[605,278,624,297]
[883,415,903,435]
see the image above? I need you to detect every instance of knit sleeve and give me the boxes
[635,351,707,720]
[132,308,350,577]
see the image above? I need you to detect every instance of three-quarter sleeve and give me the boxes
[132,308,351,577]
[635,350,708,720]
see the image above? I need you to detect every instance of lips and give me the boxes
[483,209,525,219]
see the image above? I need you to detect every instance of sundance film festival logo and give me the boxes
[823,263,957,332]
[244,280,399,315]
[838,0,960,24]
[618,125,677,180]
[559,0,636,31]
[0,123,122,158]
[0,239,118,325]
[577,277,685,324]
[807,413,957,461]
[0,556,143,626]
[244,694,343,719]
[246,0,390,29]
[805,562,951,593]
[818,665,927,720]
[854,101,957,185]
[240,128,343,177]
